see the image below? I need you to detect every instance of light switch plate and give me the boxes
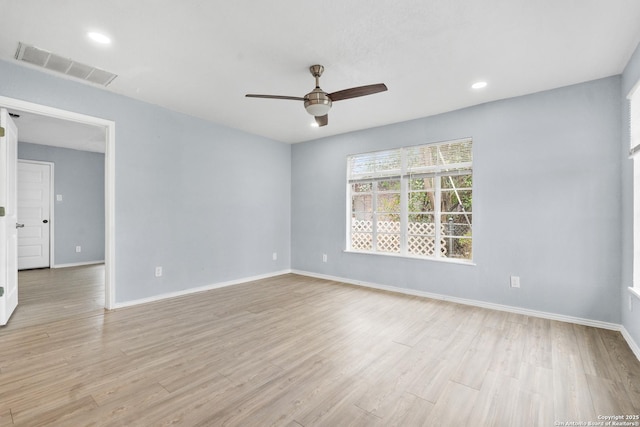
[510,276,520,288]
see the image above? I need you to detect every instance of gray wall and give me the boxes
[0,59,291,303]
[292,76,622,324]
[18,142,105,265]
[622,42,640,346]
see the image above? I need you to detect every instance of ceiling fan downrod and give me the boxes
[309,64,324,88]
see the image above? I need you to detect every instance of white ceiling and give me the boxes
[1,0,640,146]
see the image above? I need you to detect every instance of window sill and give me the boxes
[343,249,476,266]
[629,287,640,301]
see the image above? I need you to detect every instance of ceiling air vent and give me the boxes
[15,42,117,86]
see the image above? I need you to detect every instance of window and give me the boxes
[630,82,640,292]
[347,138,472,261]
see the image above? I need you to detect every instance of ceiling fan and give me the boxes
[246,65,388,127]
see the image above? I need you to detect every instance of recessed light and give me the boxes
[310,122,319,128]
[471,81,487,89]
[87,32,111,44]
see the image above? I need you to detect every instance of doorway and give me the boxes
[0,96,115,312]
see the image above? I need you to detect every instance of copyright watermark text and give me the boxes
[554,415,640,426]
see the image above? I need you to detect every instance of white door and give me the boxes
[17,161,51,270]
[0,109,18,325]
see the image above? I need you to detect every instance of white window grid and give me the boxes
[347,138,472,260]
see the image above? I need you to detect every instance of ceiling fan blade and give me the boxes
[315,115,328,127]
[328,83,388,102]
[245,94,305,101]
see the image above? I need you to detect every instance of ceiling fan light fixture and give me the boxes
[305,102,331,117]
[304,89,332,116]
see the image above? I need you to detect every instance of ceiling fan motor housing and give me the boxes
[304,88,332,116]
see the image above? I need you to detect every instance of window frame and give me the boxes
[346,138,473,263]
[629,80,640,298]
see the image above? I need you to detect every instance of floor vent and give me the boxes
[15,42,117,86]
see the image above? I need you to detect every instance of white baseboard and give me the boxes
[291,269,622,331]
[113,269,292,310]
[52,260,105,269]
[621,326,640,361]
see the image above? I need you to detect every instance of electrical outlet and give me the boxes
[75,246,81,253]
[510,276,520,288]
[272,252,277,261]
[56,194,63,202]
[155,266,163,277]
[322,254,328,263]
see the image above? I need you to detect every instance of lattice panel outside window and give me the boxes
[351,232,372,251]
[377,233,400,253]
[408,235,436,256]
[408,222,434,235]
[376,220,401,233]
[351,220,448,256]
[352,220,372,232]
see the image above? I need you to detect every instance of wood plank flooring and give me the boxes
[1,266,639,426]
[9,265,105,329]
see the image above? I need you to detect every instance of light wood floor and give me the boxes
[1,266,639,426]
[8,265,105,330]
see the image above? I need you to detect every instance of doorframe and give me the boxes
[0,96,116,310]
[17,159,55,268]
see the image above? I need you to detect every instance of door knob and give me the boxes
[43,219,48,224]
[16,223,24,228]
